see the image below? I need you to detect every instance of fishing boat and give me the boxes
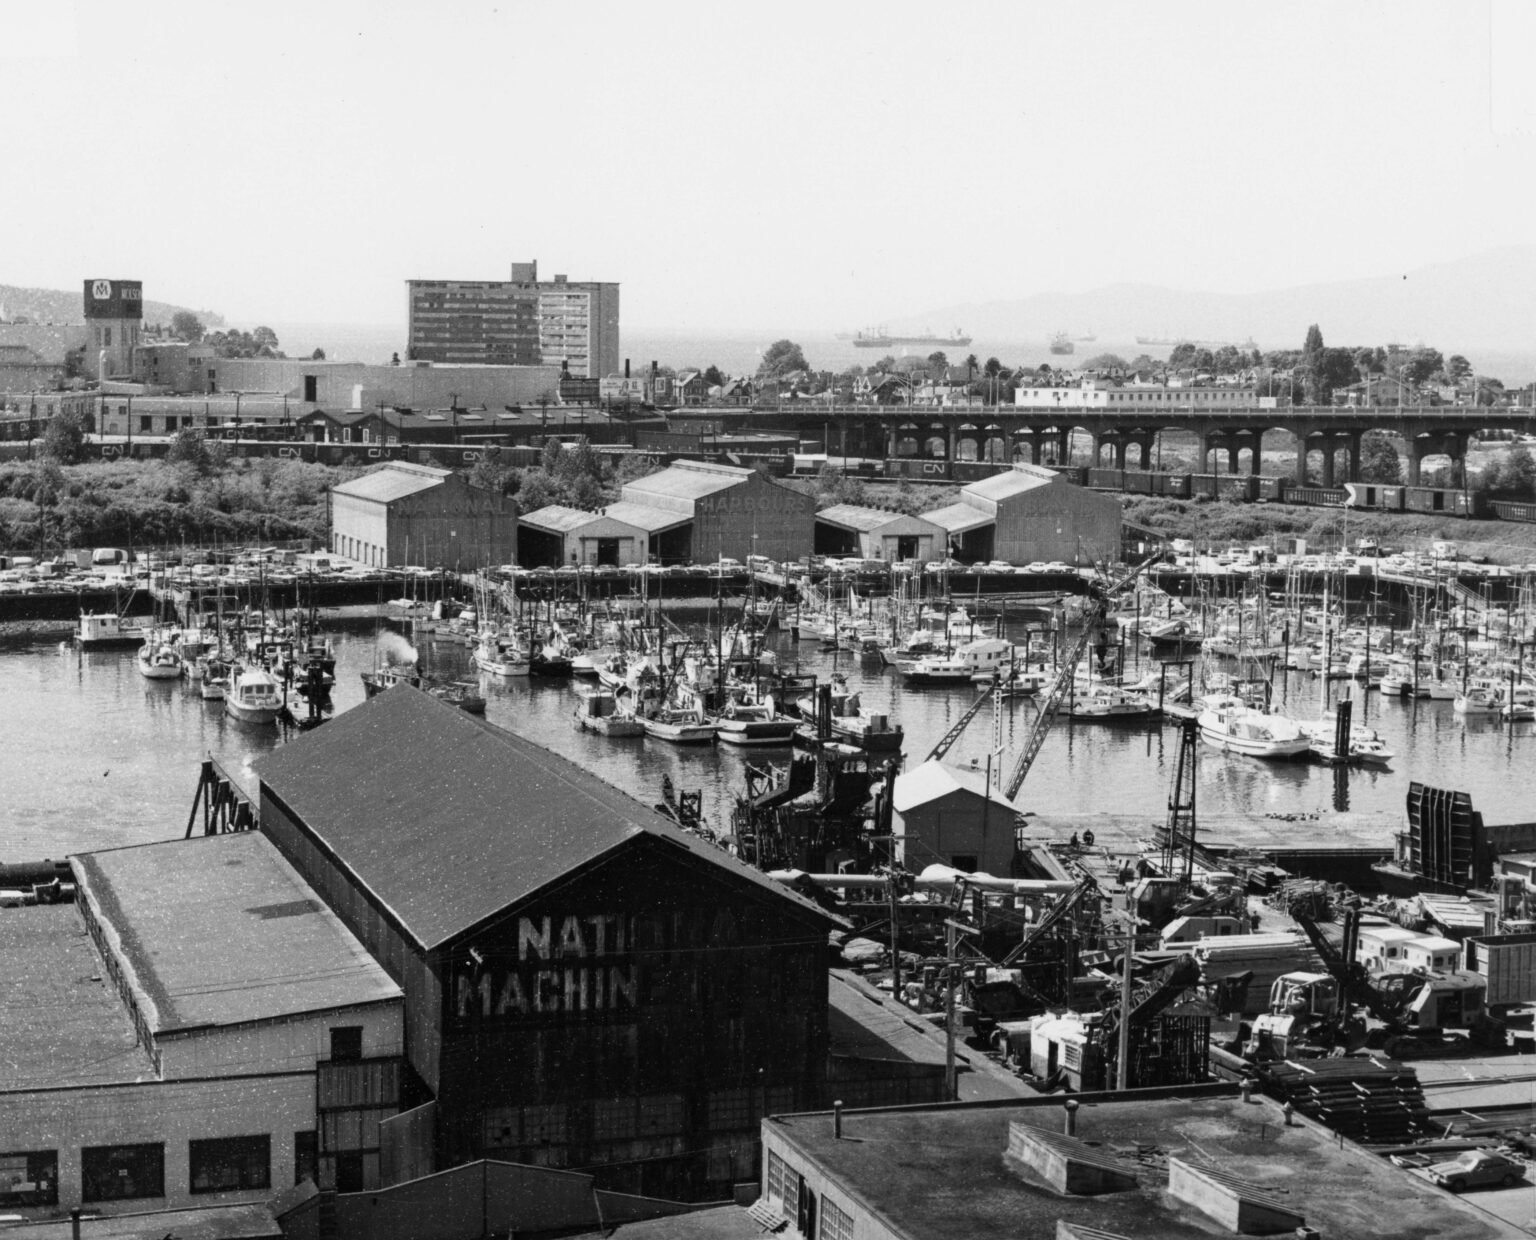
[573,685,644,737]
[1453,685,1501,716]
[196,656,231,702]
[473,632,531,677]
[76,610,150,649]
[641,705,718,745]
[428,679,487,715]
[136,638,185,680]
[715,696,797,746]
[1197,694,1309,758]
[1066,683,1153,720]
[903,654,974,686]
[224,665,284,724]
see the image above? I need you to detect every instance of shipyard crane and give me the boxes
[925,682,998,763]
[1000,558,1155,802]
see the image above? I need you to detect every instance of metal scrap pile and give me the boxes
[1265,878,1340,922]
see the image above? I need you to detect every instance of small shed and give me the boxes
[517,504,649,567]
[892,758,1018,876]
[814,504,945,564]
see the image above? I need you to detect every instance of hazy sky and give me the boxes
[5,1,1535,333]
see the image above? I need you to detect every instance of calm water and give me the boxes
[1,616,1532,864]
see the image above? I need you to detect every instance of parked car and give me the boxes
[1427,1150,1524,1192]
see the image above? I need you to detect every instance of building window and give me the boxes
[821,1196,855,1240]
[295,1131,319,1186]
[140,416,153,433]
[103,328,112,347]
[189,1135,270,1194]
[766,1149,787,1204]
[330,1026,363,1062]
[81,1143,165,1203]
[0,1151,58,1207]
[335,1151,364,1194]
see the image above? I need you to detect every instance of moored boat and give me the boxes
[1197,694,1309,758]
[574,686,645,737]
[641,706,718,744]
[136,639,185,680]
[224,665,284,724]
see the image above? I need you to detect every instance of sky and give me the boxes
[5,0,1536,334]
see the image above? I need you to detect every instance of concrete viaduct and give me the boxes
[719,404,1536,487]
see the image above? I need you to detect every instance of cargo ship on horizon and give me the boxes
[851,326,972,348]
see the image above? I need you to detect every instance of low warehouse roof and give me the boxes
[73,832,402,1034]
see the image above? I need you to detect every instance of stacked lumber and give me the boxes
[1192,933,1321,1016]
[1259,1057,1432,1145]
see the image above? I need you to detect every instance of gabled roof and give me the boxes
[962,464,1059,502]
[623,459,754,503]
[919,501,993,534]
[600,500,692,533]
[519,504,607,534]
[816,504,940,536]
[253,688,830,950]
[331,462,453,503]
[893,759,994,813]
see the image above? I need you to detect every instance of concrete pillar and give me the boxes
[886,422,898,460]
[1137,436,1153,469]
[1347,431,1362,483]
[1408,439,1426,486]
[1226,439,1240,475]
[1295,432,1309,484]
[1250,430,1262,476]
[1058,429,1071,464]
[1029,430,1043,465]
[945,424,956,460]
[1321,435,1336,488]
[1114,438,1128,469]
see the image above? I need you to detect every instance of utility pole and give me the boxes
[1117,933,1135,1093]
[944,918,959,1099]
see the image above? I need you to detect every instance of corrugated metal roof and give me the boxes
[253,688,832,949]
[73,832,401,1034]
[962,465,1058,502]
[816,505,943,536]
[520,504,605,534]
[623,461,753,503]
[600,500,692,533]
[918,502,994,534]
[332,463,452,503]
[893,758,993,812]
[815,504,898,533]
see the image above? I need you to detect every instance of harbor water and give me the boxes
[1,614,1532,864]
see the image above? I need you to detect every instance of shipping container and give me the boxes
[1404,485,1454,514]
[1189,473,1219,499]
[1256,475,1287,503]
[1087,468,1125,491]
[1452,490,1486,518]
[1464,932,1536,1007]
[1123,469,1154,494]
[1490,499,1536,523]
[1151,472,1191,499]
[1378,486,1405,512]
[1287,486,1348,507]
[1217,476,1257,503]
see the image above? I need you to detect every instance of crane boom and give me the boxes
[1001,558,1155,803]
[926,683,995,763]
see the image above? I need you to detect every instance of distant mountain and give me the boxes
[0,283,224,330]
[902,247,1536,356]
